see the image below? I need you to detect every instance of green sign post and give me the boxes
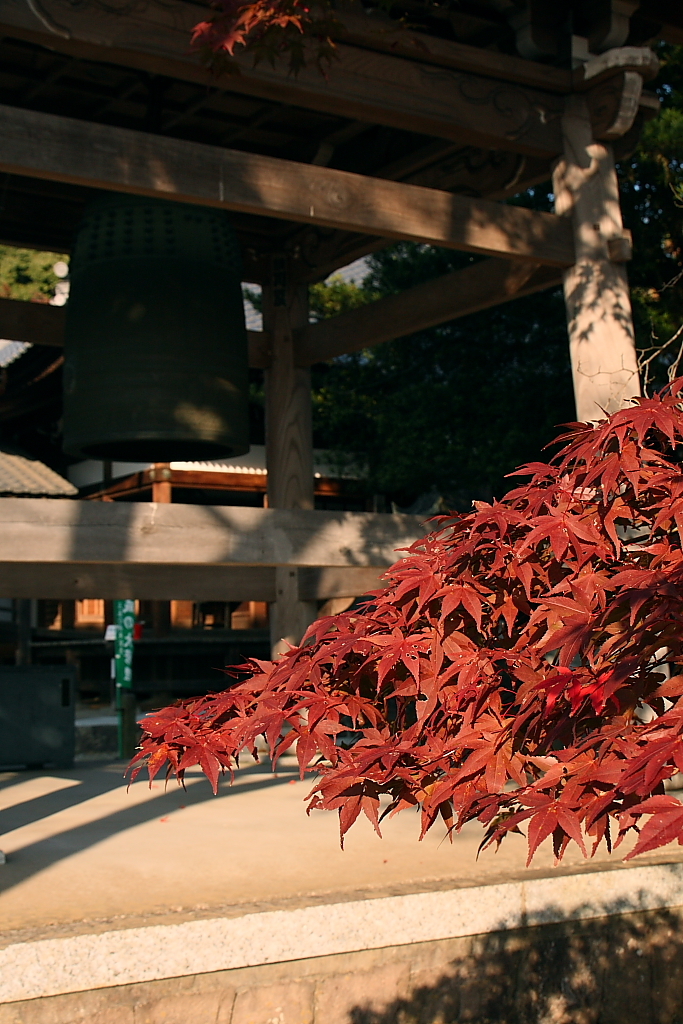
[114,599,137,759]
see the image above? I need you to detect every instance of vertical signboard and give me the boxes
[114,598,136,758]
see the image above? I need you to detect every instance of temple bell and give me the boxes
[63,194,249,462]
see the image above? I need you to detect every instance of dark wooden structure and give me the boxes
[0,0,678,653]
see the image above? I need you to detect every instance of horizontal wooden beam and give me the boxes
[295,260,564,365]
[0,499,427,569]
[0,297,270,369]
[0,562,383,600]
[0,260,564,370]
[0,297,66,349]
[1,1,566,157]
[0,563,277,601]
[297,566,384,602]
[335,9,572,93]
[0,105,575,267]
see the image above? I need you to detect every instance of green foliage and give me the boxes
[0,246,67,303]
[311,244,573,510]
[309,274,376,321]
[620,44,683,360]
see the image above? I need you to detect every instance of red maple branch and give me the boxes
[131,380,683,863]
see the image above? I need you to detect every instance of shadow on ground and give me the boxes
[346,899,683,1024]
[0,759,297,893]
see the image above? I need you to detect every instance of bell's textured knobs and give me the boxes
[63,194,249,461]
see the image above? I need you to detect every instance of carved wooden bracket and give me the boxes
[581,46,661,142]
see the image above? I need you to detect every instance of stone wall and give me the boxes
[2,905,683,1024]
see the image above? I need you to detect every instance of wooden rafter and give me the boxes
[295,260,565,365]
[0,104,575,266]
[334,9,572,92]
[2,1,566,157]
[0,258,565,372]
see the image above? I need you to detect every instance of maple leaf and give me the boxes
[129,379,683,865]
[623,796,683,859]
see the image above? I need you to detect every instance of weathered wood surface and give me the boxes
[0,562,383,600]
[1,0,566,157]
[0,297,66,348]
[0,104,575,266]
[0,499,427,568]
[335,8,572,92]
[263,275,315,511]
[0,563,276,601]
[553,96,640,421]
[262,271,318,654]
[0,296,270,367]
[297,566,384,601]
[295,260,564,365]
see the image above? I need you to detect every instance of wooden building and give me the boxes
[0,0,679,668]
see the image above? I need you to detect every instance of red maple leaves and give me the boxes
[131,381,683,864]
[191,0,341,75]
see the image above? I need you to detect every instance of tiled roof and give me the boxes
[0,446,77,497]
[0,340,31,367]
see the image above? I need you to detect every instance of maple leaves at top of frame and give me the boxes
[131,381,683,864]
[191,0,342,76]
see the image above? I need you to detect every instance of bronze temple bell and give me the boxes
[63,194,249,461]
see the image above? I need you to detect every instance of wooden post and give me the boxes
[15,599,32,666]
[151,463,173,504]
[553,94,640,423]
[263,257,317,657]
[149,464,172,636]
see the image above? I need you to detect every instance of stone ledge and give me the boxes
[1,861,682,1004]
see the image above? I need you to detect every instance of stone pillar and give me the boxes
[553,94,640,423]
[262,257,317,658]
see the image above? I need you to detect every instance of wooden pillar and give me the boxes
[149,465,172,635]
[263,257,317,658]
[151,463,172,504]
[553,94,640,423]
[60,599,75,630]
[15,599,32,665]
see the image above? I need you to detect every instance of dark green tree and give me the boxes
[621,43,683,384]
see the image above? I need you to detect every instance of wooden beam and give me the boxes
[0,562,385,600]
[264,269,315,511]
[0,563,277,601]
[335,9,572,93]
[262,265,318,654]
[0,259,564,372]
[0,499,428,569]
[0,296,271,368]
[0,105,575,267]
[297,566,385,601]
[0,297,66,348]
[285,148,554,285]
[0,1,566,157]
[0,0,574,95]
[295,260,564,365]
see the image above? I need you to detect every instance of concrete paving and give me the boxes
[1,754,679,948]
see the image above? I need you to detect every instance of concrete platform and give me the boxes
[2,757,683,1022]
